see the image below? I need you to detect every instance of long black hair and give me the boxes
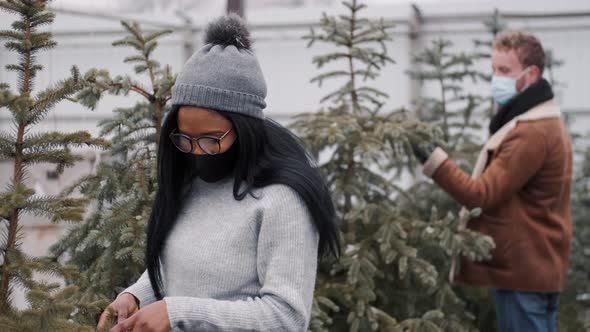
[146,105,341,299]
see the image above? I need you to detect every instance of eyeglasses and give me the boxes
[169,128,233,155]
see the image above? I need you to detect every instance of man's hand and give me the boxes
[109,300,170,332]
[408,135,437,164]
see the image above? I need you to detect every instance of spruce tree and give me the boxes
[408,38,489,170]
[558,142,590,331]
[49,20,174,323]
[544,49,564,90]
[473,9,506,59]
[405,37,497,332]
[473,9,505,121]
[0,1,108,330]
[293,1,494,331]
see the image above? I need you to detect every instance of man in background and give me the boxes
[412,31,573,332]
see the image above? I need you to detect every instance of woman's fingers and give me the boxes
[97,295,139,330]
[109,312,138,332]
[96,305,115,330]
[117,301,129,323]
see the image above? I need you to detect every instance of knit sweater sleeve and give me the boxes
[118,270,158,308]
[163,185,320,332]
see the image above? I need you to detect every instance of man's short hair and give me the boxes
[493,31,546,74]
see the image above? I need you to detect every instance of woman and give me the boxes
[97,15,340,332]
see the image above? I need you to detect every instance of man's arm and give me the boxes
[421,123,547,211]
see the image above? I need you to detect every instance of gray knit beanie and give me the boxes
[171,15,267,119]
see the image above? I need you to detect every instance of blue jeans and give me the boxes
[492,289,560,332]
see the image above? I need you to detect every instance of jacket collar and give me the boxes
[484,99,561,152]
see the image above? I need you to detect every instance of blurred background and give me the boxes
[1,0,589,314]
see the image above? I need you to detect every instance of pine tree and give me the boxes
[48,21,174,326]
[405,37,497,332]
[473,9,505,121]
[571,144,590,329]
[473,9,506,59]
[293,1,494,331]
[0,1,109,330]
[408,38,489,170]
[544,49,564,91]
[557,140,590,332]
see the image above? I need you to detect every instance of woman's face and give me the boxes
[177,106,237,155]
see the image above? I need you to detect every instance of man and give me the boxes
[412,31,573,332]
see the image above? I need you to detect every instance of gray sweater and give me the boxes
[120,177,319,331]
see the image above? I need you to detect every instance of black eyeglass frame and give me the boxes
[169,127,233,155]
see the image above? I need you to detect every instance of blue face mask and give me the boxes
[491,68,530,105]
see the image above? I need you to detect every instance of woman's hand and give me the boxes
[109,300,170,332]
[97,293,139,330]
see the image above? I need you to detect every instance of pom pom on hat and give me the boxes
[204,14,251,50]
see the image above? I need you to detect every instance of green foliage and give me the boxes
[473,9,506,61]
[403,37,496,332]
[293,1,494,331]
[74,21,174,113]
[49,20,175,325]
[0,0,109,328]
[557,141,590,331]
[408,38,489,169]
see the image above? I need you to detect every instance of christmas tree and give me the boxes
[558,139,590,331]
[408,38,489,171]
[472,9,505,121]
[292,1,494,331]
[48,21,174,326]
[473,9,506,58]
[0,1,108,330]
[404,35,499,332]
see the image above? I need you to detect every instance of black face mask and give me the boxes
[189,141,239,183]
